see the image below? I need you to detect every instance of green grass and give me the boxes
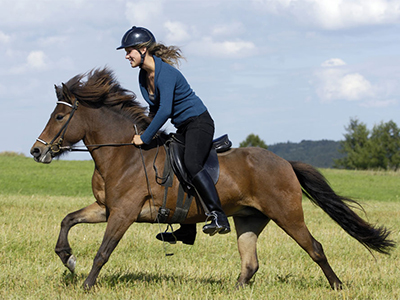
[0,157,399,299]
[320,168,400,202]
[0,156,94,197]
[2,156,399,201]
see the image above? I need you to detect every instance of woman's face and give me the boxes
[124,47,145,68]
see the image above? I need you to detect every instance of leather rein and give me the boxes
[35,100,134,156]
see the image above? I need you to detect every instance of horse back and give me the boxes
[214,147,302,216]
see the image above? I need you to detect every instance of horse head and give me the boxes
[30,68,150,164]
[30,82,83,163]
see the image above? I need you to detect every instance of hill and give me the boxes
[268,139,344,168]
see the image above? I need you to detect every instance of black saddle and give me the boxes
[166,134,232,194]
[157,134,232,223]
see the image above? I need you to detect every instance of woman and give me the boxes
[117,26,230,242]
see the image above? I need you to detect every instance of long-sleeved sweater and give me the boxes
[139,56,207,144]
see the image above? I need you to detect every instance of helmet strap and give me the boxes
[136,49,146,68]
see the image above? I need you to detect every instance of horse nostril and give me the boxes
[30,147,41,158]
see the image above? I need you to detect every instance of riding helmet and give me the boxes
[116,26,156,50]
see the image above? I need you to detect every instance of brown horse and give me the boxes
[30,68,394,291]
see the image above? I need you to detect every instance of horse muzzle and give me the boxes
[30,143,54,164]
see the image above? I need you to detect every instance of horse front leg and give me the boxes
[82,209,138,290]
[55,201,107,272]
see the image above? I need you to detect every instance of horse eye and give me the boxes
[56,114,64,121]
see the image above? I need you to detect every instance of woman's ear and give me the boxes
[140,47,147,54]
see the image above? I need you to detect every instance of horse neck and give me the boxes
[80,105,140,169]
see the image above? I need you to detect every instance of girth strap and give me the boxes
[157,152,194,224]
[170,185,193,223]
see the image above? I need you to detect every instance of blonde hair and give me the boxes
[135,41,185,68]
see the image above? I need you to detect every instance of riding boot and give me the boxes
[156,224,197,245]
[192,169,231,236]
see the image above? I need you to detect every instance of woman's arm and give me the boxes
[140,74,176,144]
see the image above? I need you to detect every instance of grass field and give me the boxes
[0,156,399,299]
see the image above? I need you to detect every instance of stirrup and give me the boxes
[203,212,218,236]
[203,212,230,236]
[156,225,177,244]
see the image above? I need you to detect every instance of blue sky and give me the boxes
[1,0,400,159]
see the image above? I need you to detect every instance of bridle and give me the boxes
[36,100,80,156]
[36,99,139,156]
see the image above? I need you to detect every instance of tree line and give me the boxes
[333,118,400,171]
[240,118,400,171]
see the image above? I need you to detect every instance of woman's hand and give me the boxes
[132,135,144,146]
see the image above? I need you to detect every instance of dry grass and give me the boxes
[0,194,399,299]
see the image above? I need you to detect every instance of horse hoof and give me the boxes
[66,255,76,273]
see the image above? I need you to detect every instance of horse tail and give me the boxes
[289,161,395,255]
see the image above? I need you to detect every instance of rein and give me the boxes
[36,100,135,155]
[37,100,169,192]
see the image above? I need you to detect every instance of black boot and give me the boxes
[192,169,230,236]
[156,224,197,245]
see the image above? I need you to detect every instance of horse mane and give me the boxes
[56,68,152,131]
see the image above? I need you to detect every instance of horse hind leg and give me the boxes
[275,213,343,290]
[55,201,107,273]
[234,215,270,287]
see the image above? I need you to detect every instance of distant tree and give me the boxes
[369,120,400,171]
[334,118,400,170]
[0,151,25,157]
[239,134,268,149]
[334,118,371,169]
[268,140,343,168]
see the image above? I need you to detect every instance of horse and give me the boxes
[30,68,394,291]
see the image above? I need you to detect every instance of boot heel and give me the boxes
[202,211,230,236]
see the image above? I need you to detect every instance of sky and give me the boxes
[1,0,400,160]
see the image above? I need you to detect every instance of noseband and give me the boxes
[36,100,79,156]
[36,99,138,155]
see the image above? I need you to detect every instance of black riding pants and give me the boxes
[176,110,215,178]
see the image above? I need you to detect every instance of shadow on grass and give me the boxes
[62,271,86,287]
[61,269,338,291]
[61,270,224,289]
[103,270,224,287]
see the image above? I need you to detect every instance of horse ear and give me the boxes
[54,84,62,100]
[62,83,74,100]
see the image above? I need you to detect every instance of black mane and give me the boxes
[55,68,152,131]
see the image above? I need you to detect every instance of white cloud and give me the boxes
[321,58,346,67]
[252,0,400,29]
[10,50,49,74]
[188,37,256,57]
[212,22,245,37]
[125,0,164,26]
[38,35,68,47]
[0,31,10,44]
[315,58,400,107]
[315,67,374,102]
[27,51,48,70]
[338,73,373,100]
[164,21,190,43]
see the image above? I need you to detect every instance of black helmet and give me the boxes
[116,26,156,50]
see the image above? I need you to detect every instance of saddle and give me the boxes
[157,134,232,223]
[167,133,232,192]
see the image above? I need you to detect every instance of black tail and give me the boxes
[289,161,395,255]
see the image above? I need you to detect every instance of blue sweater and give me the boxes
[139,56,207,144]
